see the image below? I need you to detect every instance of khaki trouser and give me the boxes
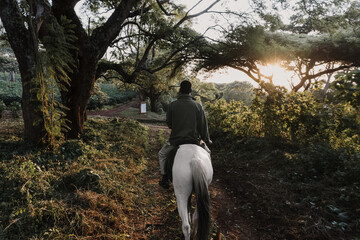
[158,140,175,175]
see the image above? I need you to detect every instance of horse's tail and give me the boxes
[191,159,210,240]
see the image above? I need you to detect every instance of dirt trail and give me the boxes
[88,103,254,239]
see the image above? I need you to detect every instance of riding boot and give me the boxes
[159,174,170,189]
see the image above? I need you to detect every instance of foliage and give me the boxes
[250,0,359,34]
[2,0,216,140]
[206,99,262,140]
[0,79,22,97]
[94,1,211,113]
[8,101,21,118]
[87,83,136,110]
[0,100,5,118]
[197,1,360,92]
[0,41,18,74]
[191,78,220,104]
[221,81,255,105]
[207,86,360,237]
[0,77,22,109]
[207,87,360,155]
[0,118,151,239]
[332,69,360,110]
[31,16,77,147]
[211,135,360,239]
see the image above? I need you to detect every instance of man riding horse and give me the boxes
[158,80,212,189]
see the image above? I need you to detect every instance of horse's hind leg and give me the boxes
[176,193,191,240]
[176,193,192,239]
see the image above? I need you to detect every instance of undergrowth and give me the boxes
[207,88,360,239]
[0,118,152,239]
[210,130,360,239]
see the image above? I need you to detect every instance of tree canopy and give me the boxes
[0,0,219,144]
[196,0,360,92]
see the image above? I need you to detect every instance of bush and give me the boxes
[294,141,348,177]
[207,88,360,156]
[0,100,5,118]
[87,90,136,110]
[0,118,151,239]
[8,101,21,118]
[206,99,261,140]
[0,94,21,106]
[0,79,22,96]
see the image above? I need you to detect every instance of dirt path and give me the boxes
[88,104,254,239]
[142,127,256,240]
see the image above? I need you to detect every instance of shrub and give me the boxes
[87,90,136,110]
[207,88,360,156]
[0,94,21,106]
[206,99,262,140]
[8,101,21,118]
[0,100,5,118]
[294,141,348,177]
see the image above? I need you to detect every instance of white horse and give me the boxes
[172,144,213,240]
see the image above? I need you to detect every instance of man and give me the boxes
[158,80,212,189]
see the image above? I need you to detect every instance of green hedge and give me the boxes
[0,94,21,106]
[87,90,136,110]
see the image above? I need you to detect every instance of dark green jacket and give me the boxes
[167,94,211,146]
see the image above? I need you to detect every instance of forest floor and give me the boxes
[88,102,359,240]
[1,102,358,239]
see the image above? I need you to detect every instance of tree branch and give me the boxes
[174,0,220,29]
[156,0,176,16]
[292,63,354,92]
[90,0,141,59]
[128,0,170,18]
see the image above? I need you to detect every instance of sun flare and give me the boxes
[261,63,293,89]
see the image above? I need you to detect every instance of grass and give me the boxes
[117,107,166,122]
[0,117,182,239]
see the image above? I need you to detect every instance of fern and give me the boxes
[31,16,77,147]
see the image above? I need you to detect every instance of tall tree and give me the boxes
[195,0,360,92]
[0,0,219,141]
[196,21,360,92]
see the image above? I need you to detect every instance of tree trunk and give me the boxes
[61,50,98,138]
[22,76,44,142]
[52,0,139,138]
[150,96,157,112]
[0,0,43,143]
[10,71,15,82]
